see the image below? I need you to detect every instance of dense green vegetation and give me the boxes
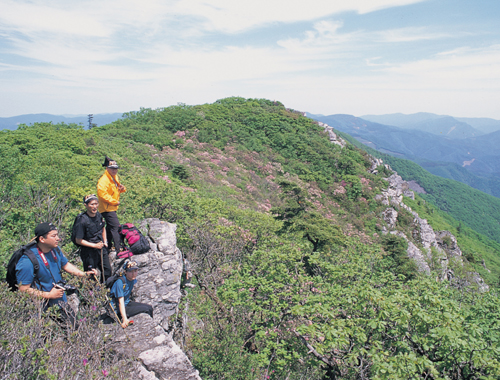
[1,98,500,379]
[339,132,500,282]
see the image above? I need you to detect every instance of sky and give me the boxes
[1,0,500,118]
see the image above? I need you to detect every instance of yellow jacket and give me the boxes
[97,170,126,213]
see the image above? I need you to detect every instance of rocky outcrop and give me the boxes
[376,167,488,291]
[317,121,346,148]
[382,208,398,230]
[406,241,431,274]
[369,157,391,175]
[106,218,201,380]
[376,173,413,206]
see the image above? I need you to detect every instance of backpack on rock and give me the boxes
[118,223,150,255]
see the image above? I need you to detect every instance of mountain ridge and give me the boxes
[310,113,500,198]
[2,98,500,379]
[0,112,123,130]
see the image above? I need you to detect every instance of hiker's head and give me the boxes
[103,156,119,175]
[34,222,59,248]
[124,260,139,281]
[83,194,99,216]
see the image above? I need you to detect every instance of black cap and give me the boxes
[102,156,119,169]
[35,222,57,237]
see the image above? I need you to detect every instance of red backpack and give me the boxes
[118,223,150,255]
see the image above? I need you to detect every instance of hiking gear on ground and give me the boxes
[119,223,150,255]
[117,249,133,259]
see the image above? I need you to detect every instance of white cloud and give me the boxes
[0,0,110,37]
[0,0,428,38]
[174,0,427,33]
[375,27,452,42]
[1,0,499,119]
[381,45,500,88]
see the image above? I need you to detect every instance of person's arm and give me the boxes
[117,297,130,328]
[75,238,105,250]
[62,262,97,277]
[18,284,64,299]
[116,175,126,193]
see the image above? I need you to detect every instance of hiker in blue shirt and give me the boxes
[109,260,153,328]
[16,222,98,328]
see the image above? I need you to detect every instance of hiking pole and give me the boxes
[88,267,131,333]
[100,247,105,282]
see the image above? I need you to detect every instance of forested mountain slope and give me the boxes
[1,98,500,379]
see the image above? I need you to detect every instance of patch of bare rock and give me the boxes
[105,218,201,380]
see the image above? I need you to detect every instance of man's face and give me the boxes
[125,269,138,281]
[85,199,99,216]
[107,167,118,176]
[40,230,60,249]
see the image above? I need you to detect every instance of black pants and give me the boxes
[102,301,153,324]
[126,301,153,318]
[80,246,111,283]
[101,211,121,253]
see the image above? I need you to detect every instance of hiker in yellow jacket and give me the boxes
[97,157,126,254]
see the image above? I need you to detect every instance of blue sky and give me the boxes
[1,0,499,118]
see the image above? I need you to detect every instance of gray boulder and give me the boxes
[382,207,398,229]
[106,218,201,380]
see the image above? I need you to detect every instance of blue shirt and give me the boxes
[16,245,69,306]
[110,276,136,312]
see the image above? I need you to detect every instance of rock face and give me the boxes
[317,121,347,148]
[106,218,201,380]
[377,169,488,291]
[316,127,489,291]
[382,207,398,230]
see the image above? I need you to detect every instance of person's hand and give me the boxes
[94,241,104,249]
[86,268,98,277]
[48,285,65,299]
[117,184,125,191]
[121,318,130,328]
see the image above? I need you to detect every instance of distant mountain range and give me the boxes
[360,112,500,136]
[0,113,123,131]
[307,112,500,198]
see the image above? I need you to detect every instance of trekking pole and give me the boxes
[88,267,131,335]
[100,247,105,282]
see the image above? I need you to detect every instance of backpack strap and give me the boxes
[24,247,41,288]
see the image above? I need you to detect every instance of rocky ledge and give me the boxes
[376,171,488,291]
[105,218,201,380]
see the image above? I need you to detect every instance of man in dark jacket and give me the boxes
[73,194,111,283]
